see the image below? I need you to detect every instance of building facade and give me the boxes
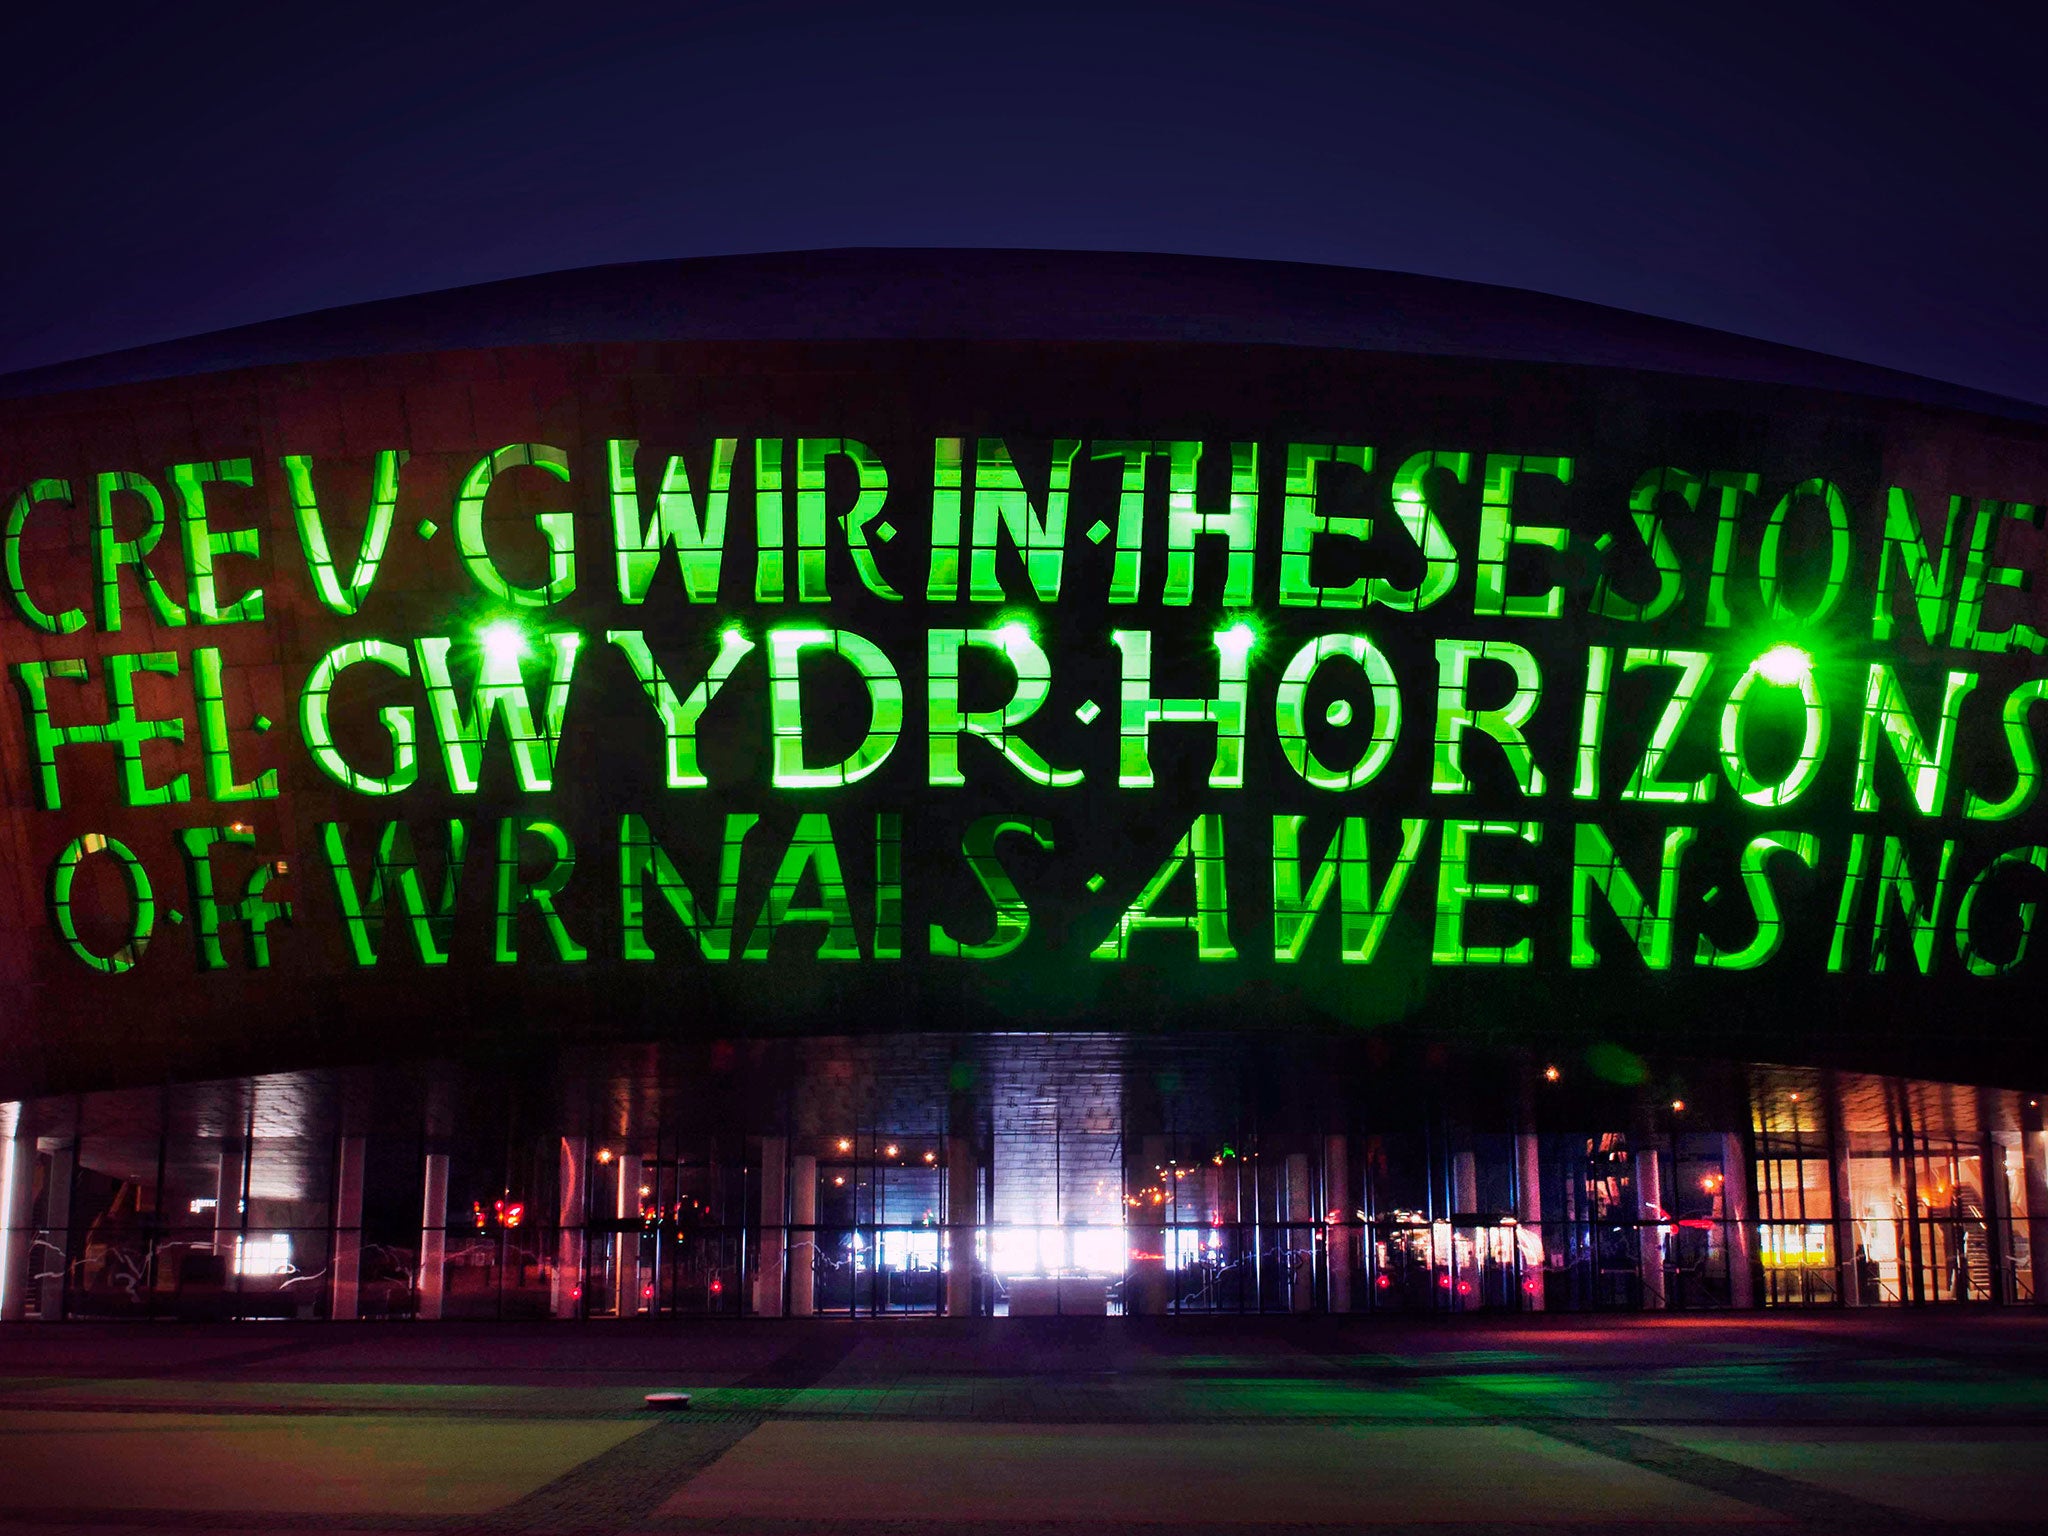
[0,251,2043,1318]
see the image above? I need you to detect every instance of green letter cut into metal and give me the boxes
[170,459,263,624]
[608,438,734,605]
[766,628,903,787]
[1091,813,1233,961]
[454,445,576,607]
[608,627,755,788]
[1274,634,1401,791]
[1432,639,1545,796]
[1272,815,1427,963]
[927,626,1081,788]
[744,814,860,960]
[619,813,755,962]
[495,818,586,963]
[1279,444,1372,609]
[323,820,466,966]
[1569,822,1696,969]
[415,630,583,793]
[284,450,407,616]
[50,833,154,973]
[1694,832,1819,971]
[931,816,1052,959]
[5,478,84,634]
[301,640,419,796]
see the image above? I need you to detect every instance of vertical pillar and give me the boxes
[40,1144,74,1320]
[1324,1136,1352,1314]
[0,1118,33,1322]
[1125,1134,1170,1315]
[330,1135,366,1321]
[754,1137,787,1317]
[1722,1132,1756,1309]
[553,1137,585,1319]
[1632,1115,1666,1310]
[417,1152,449,1320]
[1824,1075,1859,1305]
[1285,1152,1313,1312]
[1975,1089,2009,1306]
[615,1155,643,1315]
[2023,1096,2048,1307]
[946,1133,978,1317]
[789,1153,817,1316]
[1515,1130,1545,1311]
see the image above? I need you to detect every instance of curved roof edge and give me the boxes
[2,247,2040,422]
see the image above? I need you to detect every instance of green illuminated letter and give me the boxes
[1161,442,1257,607]
[1757,477,1851,628]
[1694,832,1819,971]
[454,444,576,607]
[1111,624,1256,789]
[1274,634,1401,791]
[1952,498,2046,654]
[1432,820,1540,966]
[5,478,85,633]
[1091,812,1233,961]
[1475,455,1571,619]
[1963,678,2048,821]
[1870,486,1965,645]
[300,640,419,796]
[619,812,755,962]
[495,818,587,963]
[745,813,860,960]
[1569,822,1696,969]
[416,630,584,793]
[932,815,1052,959]
[95,471,187,631]
[323,820,466,966]
[49,832,154,973]
[608,438,734,604]
[193,647,277,802]
[1618,649,1716,804]
[1589,468,1691,623]
[766,628,903,787]
[1432,639,1546,796]
[177,825,290,969]
[1279,444,1372,609]
[799,438,900,601]
[1272,815,1427,962]
[1369,452,1465,613]
[283,450,408,616]
[1718,649,1829,809]
[928,626,1081,787]
[1853,663,1977,815]
[1955,846,2047,977]
[170,459,262,624]
[607,627,756,788]
[1090,442,1163,603]
[929,438,1079,603]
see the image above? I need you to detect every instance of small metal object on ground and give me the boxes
[643,1391,692,1408]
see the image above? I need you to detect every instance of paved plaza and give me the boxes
[2,1313,2045,1533]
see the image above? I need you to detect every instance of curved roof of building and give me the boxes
[2,247,2038,420]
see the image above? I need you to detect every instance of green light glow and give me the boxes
[1755,644,1813,686]
[478,619,530,666]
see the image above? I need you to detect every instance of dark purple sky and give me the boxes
[4,1,2044,401]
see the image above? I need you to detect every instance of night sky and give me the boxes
[3,1,2043,401]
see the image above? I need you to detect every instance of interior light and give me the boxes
[1671,1099,1686,1113]
[836,1138,852,1153]
[1543,1064,1561,1083]
[596,1148,614,1164]
[885,1143,900,1158]
[1754,644,1812,686]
